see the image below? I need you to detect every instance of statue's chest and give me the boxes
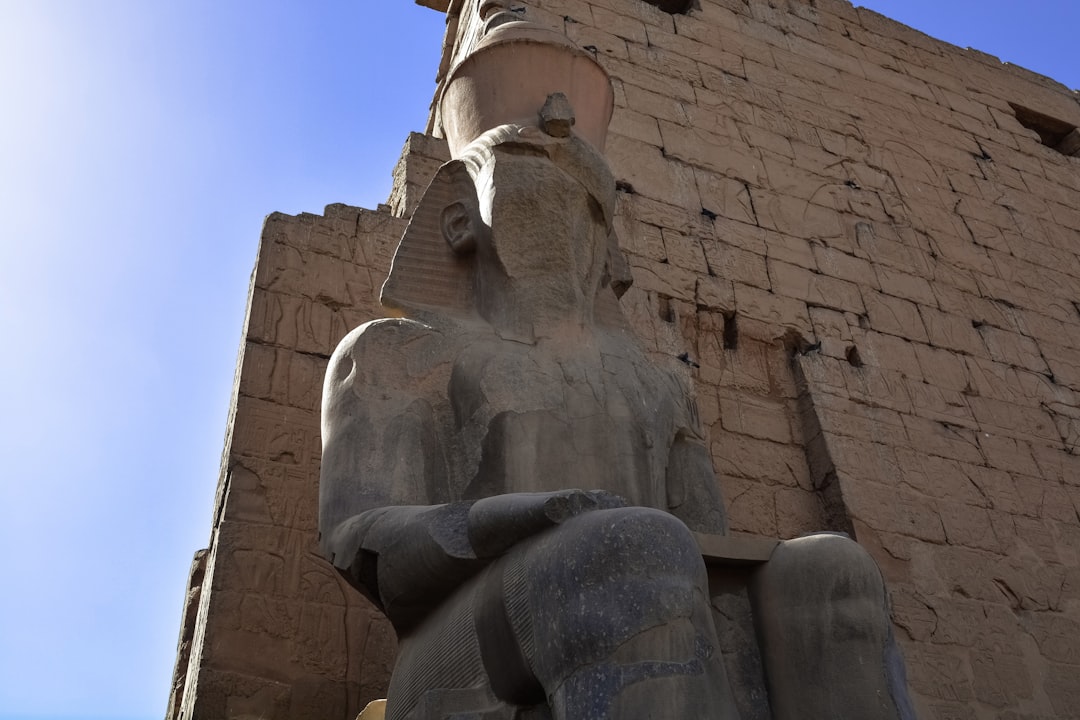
[448,340,674,505]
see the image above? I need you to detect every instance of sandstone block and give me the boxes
[863,290,929,342]
[586,3,647,39]
[807,305,852,341]
[644,22,745,78]
[602,54,696,102]
[815,402,910,448]
[768,258,865,314]
[711,432,813,490]
[763,229,816,270]
[606,133,701,209]
[968,396,1058,444]
[893,449,991,508]
[977,433,1041,477]
[733,282,812,337]
[721,474,778,536]
[753,191,845,243]
[719,392,793,444]
[660,120,767,185]
[842,362,918,413]
[231,396,322,470]
[608,107,662,146]
[913,343,971,393]
[695,276,735,313]
[565,22,629,61]
[588,0,676,30]
[695,168,758,226]
[919,305,986,357]
[938,503,1006,553]
[621,82,689,124]
[810,243,873,285]
[840,475,946,543]
[661,227,709,273]
[702,239,769,288]
[248,290,348,357]
[240,344,327,413]
[1036,340,1080,391]
[1045,662,1080,717]
[628,257,698,302]
[903,646,976,705]
[904,379,973,426]
[901,414,984,465]
[717,339,776,395]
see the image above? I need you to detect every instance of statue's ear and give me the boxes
[381,160,479,318]
[441,200,478,255]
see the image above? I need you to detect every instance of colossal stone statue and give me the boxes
[320,8,914,720]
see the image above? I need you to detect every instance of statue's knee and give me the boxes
[753,532,891,654]
[524,508,706,637]
[757,532,886,607]
[751,538,914,719]
[576,507,704,583]
[522,508,711,689]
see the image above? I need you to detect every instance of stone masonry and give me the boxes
[168,1,1080,719]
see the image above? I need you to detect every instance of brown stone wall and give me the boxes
[171,134,453,720]
[170,0,1080,717]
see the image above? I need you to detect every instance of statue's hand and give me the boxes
[468,489,627,557]
[325,492,628,626]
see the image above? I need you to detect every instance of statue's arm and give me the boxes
[319,319,624,627]
[319,319,468,615]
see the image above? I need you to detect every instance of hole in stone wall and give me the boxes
[722,312,739,350]
[643,0,697,14]
[846,345,863,368]
[1008,103,1080,157]
[658,295,675,323]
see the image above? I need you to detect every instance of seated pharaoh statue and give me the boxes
[320,11,915,720]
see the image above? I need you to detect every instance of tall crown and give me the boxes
[438,15,615,158]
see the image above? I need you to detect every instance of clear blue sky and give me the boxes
[0,2,1075,719]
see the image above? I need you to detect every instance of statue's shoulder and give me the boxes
[326,315,467,396]
[332,316,445,357]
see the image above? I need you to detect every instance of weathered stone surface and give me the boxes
[169,202,405,720]
[317,7,913,720]
[171,0,1080,717]
[319,22,750,718]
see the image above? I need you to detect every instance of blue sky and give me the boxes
[0,2,1075,719]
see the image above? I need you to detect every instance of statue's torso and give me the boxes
[319,315,708,536]
[446,325,687,509]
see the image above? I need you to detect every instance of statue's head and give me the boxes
[381,16,631,331]
[439,12,615,158]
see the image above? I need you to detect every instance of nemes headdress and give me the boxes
[380,13,631,321]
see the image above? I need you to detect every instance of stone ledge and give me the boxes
[695,531,780,565]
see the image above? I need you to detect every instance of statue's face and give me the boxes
[470,130,615,300]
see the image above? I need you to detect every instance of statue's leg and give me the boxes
[750,533,917,720]
[386,575,516,720]
[500,507,740,720]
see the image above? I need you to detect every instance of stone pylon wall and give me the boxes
[169,1,1080,718]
